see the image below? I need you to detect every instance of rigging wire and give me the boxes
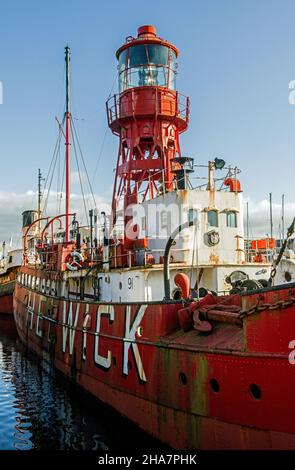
[71,117,97,209]
[42,127,63,201]
[42,130,62,215]
[39,68,118,226]
[56,130,62,214]
[92,126,109,185]
[70,118,89,227]
[92,72,118,185]
[58,156,66,214]
[68,56,97,209]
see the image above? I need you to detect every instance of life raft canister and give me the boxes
[65,251,84,271]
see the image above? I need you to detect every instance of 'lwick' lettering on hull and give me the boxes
[36,297,43,337]
[27,291,35,330]
[62,301,79,355]
[94,305,114,368]
[26,295,148,383]
[123,305,147,382]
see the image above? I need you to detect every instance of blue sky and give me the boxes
[0,0,295,241]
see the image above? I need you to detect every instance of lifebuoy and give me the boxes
[65,251,84,271]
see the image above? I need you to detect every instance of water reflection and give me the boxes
[0,330,164,450]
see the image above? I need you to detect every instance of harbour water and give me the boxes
[0,320,164,451]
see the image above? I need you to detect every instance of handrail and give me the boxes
[106,90,189,126]
[23,217,49,256]
[41,213,76,244]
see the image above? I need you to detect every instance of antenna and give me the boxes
[38,169,45,236]
[282,194,285,244]
[246,201,249,261]
[269,193,273,239]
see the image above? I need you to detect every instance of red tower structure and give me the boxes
[106,25,190,227]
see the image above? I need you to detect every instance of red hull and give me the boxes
[0,293,13,315]
[0,280,15,316]
[0,287,16,335]
[13,272,295,450]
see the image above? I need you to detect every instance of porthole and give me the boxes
[210,378,220,393]
[249,383,262,400]
[285,271,292,282]
[179,372,187,386]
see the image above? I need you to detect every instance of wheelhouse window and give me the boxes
[188,208,198,225]
[227,211,237,228]
[207,210,218,227]
[119,44,177,93]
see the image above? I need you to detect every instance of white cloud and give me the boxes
[0,190,111,247]
[244,197,295,239]
[0,190,294,248]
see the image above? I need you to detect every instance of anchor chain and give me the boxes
[238,295,295,319]
[268,216,295,286]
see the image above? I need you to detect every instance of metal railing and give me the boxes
[106,90,189,128]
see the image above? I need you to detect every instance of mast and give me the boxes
[65,46,71,242]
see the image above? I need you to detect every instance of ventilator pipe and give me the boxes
[163,218,196,300]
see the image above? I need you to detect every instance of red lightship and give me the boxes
[13,26,295,450]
